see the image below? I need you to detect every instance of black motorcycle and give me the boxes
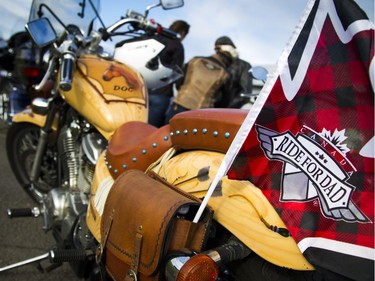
[0,30,48,124]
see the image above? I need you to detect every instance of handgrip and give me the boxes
[146,19,180,39]
[59,53,75,91]
[7,207,41,218]
[49,248,87,263]
[156,26,180,39]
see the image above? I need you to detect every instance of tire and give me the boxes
[6,122,58,203]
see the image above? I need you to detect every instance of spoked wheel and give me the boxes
[6,122,58,203]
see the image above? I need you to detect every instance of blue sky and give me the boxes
[99,0,374,66]
[0,0,373,66]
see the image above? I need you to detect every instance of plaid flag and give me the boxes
[224,0,374,279]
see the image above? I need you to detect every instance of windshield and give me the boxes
[28,0,100,36]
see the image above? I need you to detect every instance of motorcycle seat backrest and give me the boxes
[169,108,247,152]
[105,108,248,179]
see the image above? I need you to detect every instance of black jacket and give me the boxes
[148,34,185,96]
[215,58,253,108]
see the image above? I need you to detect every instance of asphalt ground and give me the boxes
[0,121,80,280]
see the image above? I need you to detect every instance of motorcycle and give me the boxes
[5,0,184,205]
[109,9,184,92]
[0,2,325,278]
[0,1,310,277]
[0,30,46,124]
[2,0,371,281]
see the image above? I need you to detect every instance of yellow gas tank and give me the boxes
[59,54,148,139]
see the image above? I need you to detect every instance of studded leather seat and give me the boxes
[105,108,248,179]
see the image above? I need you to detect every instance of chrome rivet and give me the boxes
[132,157,137,162]
[122,164,127,169]
[163,136,169,141]
[202,128,207,134]
[225,132,230,138]
[183,129,188,135]
[108,165,112,169]
[213,131,218,137]
[170,132,174,136]
[114,169,118,174]
[176,130,180,135]
[192,128,197,134]
[152,143,157,148]
[142,149,146,154]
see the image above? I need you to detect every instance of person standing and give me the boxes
[147,20,190,127]
[214,36,253,108]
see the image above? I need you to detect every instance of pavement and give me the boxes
[0,121,80,280]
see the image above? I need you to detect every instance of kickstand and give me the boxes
[0,248,88,274]
[0,252,49,273]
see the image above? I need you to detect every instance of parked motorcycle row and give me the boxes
[0,0,372,281]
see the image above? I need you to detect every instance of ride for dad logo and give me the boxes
[256,125,370,223]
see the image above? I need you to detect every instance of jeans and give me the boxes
[148,94,171,127]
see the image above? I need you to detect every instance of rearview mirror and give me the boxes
[25,18,57,47]
[251,66,268,83]
[160,0,184,9]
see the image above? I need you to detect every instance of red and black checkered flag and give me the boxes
[224,0,374,279]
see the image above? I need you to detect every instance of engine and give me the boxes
[58,121,107,194]
[44,120,107,234]
[58,123,81,190]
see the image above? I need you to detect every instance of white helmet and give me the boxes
[113,38,183,91]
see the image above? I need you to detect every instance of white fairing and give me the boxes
[114,38,183,90]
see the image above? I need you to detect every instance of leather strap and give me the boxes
[125,232,143,281]
[97,210,114,280]
[97,210,114,263]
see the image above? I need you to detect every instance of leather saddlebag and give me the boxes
[99,169,213,281]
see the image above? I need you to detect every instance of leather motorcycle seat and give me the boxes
[105,122,172,179]
[169,108,248,153]
[106,108,248,179]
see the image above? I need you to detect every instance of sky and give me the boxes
[0,0,373,67]
[100,0,374,67]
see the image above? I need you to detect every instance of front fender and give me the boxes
[12,107,58,131]
[12,107,46,127]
